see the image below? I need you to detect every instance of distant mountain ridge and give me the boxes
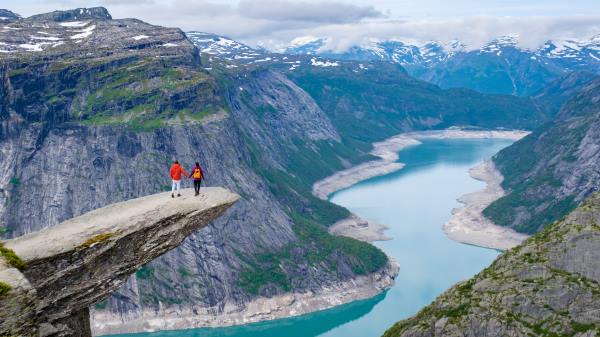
[284,35,600,71]
[185,31,600,96]
[283,35,600,96]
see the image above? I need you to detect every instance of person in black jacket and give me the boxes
[189,162,204,196]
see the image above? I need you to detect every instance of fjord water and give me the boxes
[111,138,513,337]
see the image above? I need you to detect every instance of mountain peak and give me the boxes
[0,9,20,22]
[186,31,267,65]
[27,7,112,22]
[289,36,325,47]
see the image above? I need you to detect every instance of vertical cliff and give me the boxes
[0,8,392,333]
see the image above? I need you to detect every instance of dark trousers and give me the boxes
[193,180,202,194]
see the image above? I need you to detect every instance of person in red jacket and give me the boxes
[170,160,188,198]
[189,162,204,196]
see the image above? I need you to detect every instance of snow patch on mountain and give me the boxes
[132,35,149,41]
[311,58,339,67]
[59,21,89,27]
[284,34,600,71]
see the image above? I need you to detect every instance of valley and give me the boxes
[107,137,513,337]
[1,4,600,337]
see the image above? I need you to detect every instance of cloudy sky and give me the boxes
[8,0,600,50]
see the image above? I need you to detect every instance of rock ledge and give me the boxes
[0,187,239,337]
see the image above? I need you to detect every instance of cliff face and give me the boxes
[0,8,392,333]
[384,192,600,337]
[1,7,555,334]
[0,188,239,336]
[484,77,600,234]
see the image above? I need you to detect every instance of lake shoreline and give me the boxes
[315,128,530,248]
[442,160,529,251]
[94,129,528,336]
[92,260,399,336]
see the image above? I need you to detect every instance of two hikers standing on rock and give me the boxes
[169,161,204,198]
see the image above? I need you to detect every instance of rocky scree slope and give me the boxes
[0,8,392,331]
[0,188,238,337]
[384,191,600,337]
[484,76,600,234]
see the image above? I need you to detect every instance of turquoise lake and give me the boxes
[110,138,514,337]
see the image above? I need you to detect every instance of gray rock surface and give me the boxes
[26,7,111,22]
[383,192,600,337]
[0,187,239,336]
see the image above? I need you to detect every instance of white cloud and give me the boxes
[237,0,382,23]
[256,15,600,52]
[8,1,600,51]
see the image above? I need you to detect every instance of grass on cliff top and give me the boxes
[0,281,11,297]
[73,58,219,132]
[0,242,27,271]
[135,265,155,280]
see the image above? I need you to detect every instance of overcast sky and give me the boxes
[7,0,600,50]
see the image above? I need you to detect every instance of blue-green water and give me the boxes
[110,138,513,337]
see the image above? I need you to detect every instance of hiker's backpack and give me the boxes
[193,167,202,179]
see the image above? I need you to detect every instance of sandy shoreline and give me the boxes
[312,136,421,200]
[442,160,529,251]
[314,128,529,245]
[313,129,528,201]
[329,215,391,243]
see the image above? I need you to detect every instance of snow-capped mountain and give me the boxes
[187,30,600,97]
[186,31,359,72]
[284,36,468,68]
[536,37,600,69]
[285,35,600,72]
[186,31,266,64]
[284,35,600,96]
[0,9,21,22]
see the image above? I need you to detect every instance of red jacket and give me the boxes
[170,163,188,180]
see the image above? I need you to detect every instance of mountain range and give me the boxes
[0,7,556,335]
[2,5,600,337]
[187,32,600,96]
[285,35,600,96]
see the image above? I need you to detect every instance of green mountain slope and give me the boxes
[384,192,600,337]
[281,61,550,144]
[483,77,600,234]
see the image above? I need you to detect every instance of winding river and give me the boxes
[110,138,514,337]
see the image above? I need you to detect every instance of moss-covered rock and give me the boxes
[0,243,27,271]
